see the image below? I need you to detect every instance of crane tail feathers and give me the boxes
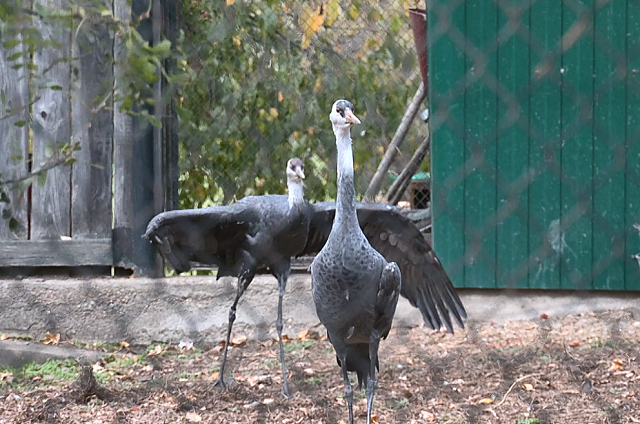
[335,343,380,391]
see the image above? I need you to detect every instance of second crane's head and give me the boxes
[286,157,306,185]
[330,99,361,132]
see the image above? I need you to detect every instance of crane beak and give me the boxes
[344,109,361,126]
[295,167,306,180]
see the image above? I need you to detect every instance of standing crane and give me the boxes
[310,99,401,424]
[145,144,467,403]
[145,158,312,397]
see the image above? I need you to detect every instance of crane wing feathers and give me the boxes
[298,201,336,256]
[376,262,402,340]
[302,202,467,333]
[144,205,257,273]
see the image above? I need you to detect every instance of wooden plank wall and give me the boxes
[112,0,136,270]
[31,0,72,241]
[0,11,30,241]
[430,0,640,290]
[592,2,627,290]
[496,0,530,289]
[0,0,135,268]
[428,0,466,286]
[463,0,498,289]
[627,2,640,291]
[528,0,562,290]
[560,0,594,290]
[71,0,114,242]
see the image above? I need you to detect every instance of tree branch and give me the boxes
[386,132,430,205]
[363,81,426,201]
[0,143,78,190]
[1,90,112,191]
[0,96,41,122]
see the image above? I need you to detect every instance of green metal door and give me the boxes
[429,0,640,290]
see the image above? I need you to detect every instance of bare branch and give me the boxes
[0,143,78,190]
[364,82,426,201]
[386,133,430,205]
[0,96,41,122]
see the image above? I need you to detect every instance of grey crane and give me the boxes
[145,161,467,402]
[309,99,400,424]
[144,158,311,397]
[301,201,466,335]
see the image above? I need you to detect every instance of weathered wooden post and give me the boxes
[162,0,180,212]
[113,0,162,277]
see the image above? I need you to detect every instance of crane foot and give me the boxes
[213,377,228,390]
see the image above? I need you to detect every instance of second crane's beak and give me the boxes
[295,166,305,180]
[344,109,361,126]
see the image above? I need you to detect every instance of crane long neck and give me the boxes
[287,180,304,209]
[335,127,358,228]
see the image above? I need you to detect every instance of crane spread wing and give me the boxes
[144,205,256,273]
[301,202,467,333]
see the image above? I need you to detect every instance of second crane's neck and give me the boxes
[287,181,305,209]
[335,126,358,228]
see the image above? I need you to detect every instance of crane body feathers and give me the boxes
[310,100,402,423]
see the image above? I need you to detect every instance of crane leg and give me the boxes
[339,351,355,424]
[214,271,252,389]
[276,274,291,397]
[366,330,381,424]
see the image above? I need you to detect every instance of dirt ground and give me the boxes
[1,310,639,424]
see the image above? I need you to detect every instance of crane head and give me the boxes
[330,99,361,130]
[286,157,305,183]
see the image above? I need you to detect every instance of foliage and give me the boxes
[0,0,425,231]
[177,0,422,207]
[0,0,189,231]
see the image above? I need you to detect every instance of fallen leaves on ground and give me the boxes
[609,359,625,371]
[147,344,164,356]
[42,331,60,345]
[0,372,13,383]
[231,335,248,346]
[0,311,638,423]
[298,328,322,340]
[185,411,202,422]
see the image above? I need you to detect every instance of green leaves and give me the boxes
[2,39,21,50]
[0,0,192,232]
[177,0,421,209]
[0,178,18,232]
[151,39,172,57]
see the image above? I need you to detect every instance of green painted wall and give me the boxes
[429,0,640,290]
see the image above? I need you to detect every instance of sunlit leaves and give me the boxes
[325,0,340,26]
[178,0,421,209]
[299,3,326,49]
[346,4,359,20]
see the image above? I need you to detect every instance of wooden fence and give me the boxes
[0,0,178,276]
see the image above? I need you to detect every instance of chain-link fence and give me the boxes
[428,0,640,292]
[1,0,640,423]
[177,0,430,211]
